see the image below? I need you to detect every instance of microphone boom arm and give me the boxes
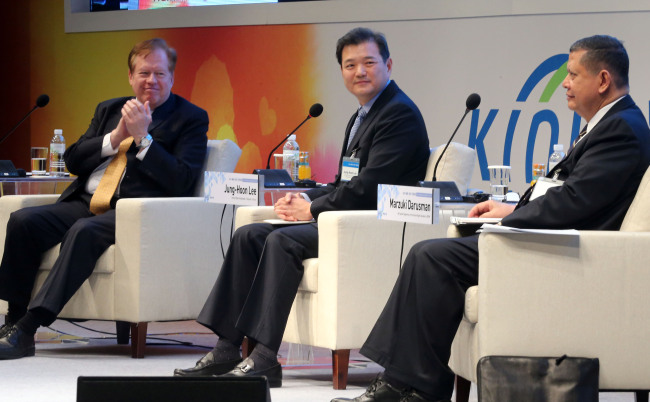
[265,115,311,169]
[432,108,470,181]
[0,105,39,146]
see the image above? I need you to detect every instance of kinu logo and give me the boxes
[469,54,585,183]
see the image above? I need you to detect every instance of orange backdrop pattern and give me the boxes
[24,1,331,178]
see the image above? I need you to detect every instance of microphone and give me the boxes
[264,103,323,169]
[431,93,480,181]
[254,103,323,188]
[0,94,50,146]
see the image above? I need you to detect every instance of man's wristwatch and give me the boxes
[138,133,153,148]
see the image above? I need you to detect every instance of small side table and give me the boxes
[0,176,75,197]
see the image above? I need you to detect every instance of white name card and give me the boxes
[377,184,440,225]
[204,172,261,206]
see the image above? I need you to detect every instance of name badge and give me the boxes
[341,157,360,182]
[530,177,564,201]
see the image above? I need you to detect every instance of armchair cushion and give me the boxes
[426,142,476,195]
[463,286,478,324]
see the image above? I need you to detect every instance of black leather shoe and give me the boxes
[0,326,35,360]
[399,389,450,402]
[173,352,242,376]
[331,374,405,402]
[220,357,282,388]
[0,323,14,339]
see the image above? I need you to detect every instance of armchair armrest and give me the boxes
[0,195,60,258]
[447,224,463,238]
[234,206,277,230]
[313,210,454,348]
[314,210,403,348]
[476,230,650,389]
[112,197,224,322]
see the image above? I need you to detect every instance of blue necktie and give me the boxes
[347,107,367,150]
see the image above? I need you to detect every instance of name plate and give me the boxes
[377,184,440,224]
[204,172,261,206]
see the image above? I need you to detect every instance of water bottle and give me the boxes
[282,134,299,181]
[548,144,565,172]
[49,129,66,176]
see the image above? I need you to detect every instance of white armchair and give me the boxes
[448,167,650,401]
[0,139,242,358]
[235,142,477,389]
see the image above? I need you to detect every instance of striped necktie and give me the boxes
[347,107,367,150]
[568,125,588,153]
[89,137,134,215]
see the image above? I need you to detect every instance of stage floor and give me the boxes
[0,319,638,402]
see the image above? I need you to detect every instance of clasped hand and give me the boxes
[111,99,152,148]
[274,193,313,222]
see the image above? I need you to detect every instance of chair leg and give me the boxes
[455,375,471,402]
[332,349,350,390]
[635,391,649,402]
[130,322,148,359]
[115,321,130,345]
[242,337,256,358]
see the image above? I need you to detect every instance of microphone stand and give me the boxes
[265,115,312,169]
[0,105,40,146]
[432,108,470,181]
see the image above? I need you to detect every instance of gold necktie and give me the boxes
[89,137,134,215]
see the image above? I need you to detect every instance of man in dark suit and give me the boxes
[174,27,430,387]
[332,35,650,402]
[0,38,208,359]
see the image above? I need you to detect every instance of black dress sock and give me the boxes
[211,337,241,362]
[15,312,41,336]
[6,302,27,325]
[248,342,279,370]
[15,308,56,336]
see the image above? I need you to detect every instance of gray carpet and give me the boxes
[0,320,637,401]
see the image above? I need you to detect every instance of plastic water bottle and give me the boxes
[49,129,66,176]
[282,134,299,181]
[548,144,565,172]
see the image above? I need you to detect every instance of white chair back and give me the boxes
[620,166,650,232]
[194,139,242,196]
[425,142,476,196]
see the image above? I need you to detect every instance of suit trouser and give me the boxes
[360,235,480,400]
[0,197,116,325]
[197,222,318,352]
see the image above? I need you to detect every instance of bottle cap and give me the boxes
[288,134,296,140]
[54,129,63,135]
[553,144,564,151]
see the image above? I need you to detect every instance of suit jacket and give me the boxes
[503,95,650,230]
[305,81,430,219]
[60,94,208,203]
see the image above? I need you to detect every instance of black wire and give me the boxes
[230,204,235,240]
[399,222,407,271]
[219,203,227,259]
[48,320,214,349]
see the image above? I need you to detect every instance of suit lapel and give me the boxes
[342,113,357,157]
[346,81,399,153]
[148,93,176,134]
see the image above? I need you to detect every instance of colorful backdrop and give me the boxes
[4,1,650,194]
